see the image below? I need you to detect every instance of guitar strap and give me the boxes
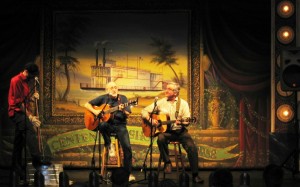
[99,94,109,114]
[117,94,121,104]
[172,97,184,133]
[175,97,181,119]
[106,93,114,120]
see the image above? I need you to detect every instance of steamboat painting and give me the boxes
[53,12,189,114]
[79,48,163,91]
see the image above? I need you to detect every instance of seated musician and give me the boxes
[84,81,135,182]
[141,81,204,183]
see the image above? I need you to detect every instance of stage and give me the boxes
[1,167,300,187]
[65,169,300,187]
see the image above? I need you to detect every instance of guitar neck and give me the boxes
[160,120,176,125]
[160,119,193,127]
[103,102,132,114]
[104,106,118,114]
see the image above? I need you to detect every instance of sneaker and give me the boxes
[129,174,136,182]
[108,143,116,157]
[192,175,204,183]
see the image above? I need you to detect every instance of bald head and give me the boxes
[106,82,118,97]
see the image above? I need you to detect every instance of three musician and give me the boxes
[8,69,202,184]
[141,82,204,183]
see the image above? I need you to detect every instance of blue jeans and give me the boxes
[98,122,133,173]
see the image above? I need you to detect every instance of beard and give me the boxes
[109,92,118,97]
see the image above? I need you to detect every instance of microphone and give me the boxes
[35,77,40,85]
[154,97,158,105]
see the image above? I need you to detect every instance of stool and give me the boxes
[157,141,185,180]
[100,133,122,177]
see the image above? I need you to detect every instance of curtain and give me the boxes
[203,0,271,167]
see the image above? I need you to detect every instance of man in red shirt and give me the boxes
[8,63,46,185]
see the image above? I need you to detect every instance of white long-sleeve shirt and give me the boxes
[141,97,190,131]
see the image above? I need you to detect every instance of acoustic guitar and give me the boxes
[142,114,197,137]
[84,99,138,130]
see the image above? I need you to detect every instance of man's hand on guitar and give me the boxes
[176,117,191,127]
[31,92,39,101]
[94,110,104,119]
[118,104,125,111]
[119,104,131,116]
[148,117,159,126]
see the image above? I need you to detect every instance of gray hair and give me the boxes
[168,82,180,94]
[105,82,118,93]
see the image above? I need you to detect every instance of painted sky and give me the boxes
[54,10,191,103]
[55,11,189,79]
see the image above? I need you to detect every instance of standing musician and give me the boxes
[84,81,136,182]
[141,82,204,183]
[8,63,50,185]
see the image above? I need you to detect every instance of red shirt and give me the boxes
[8,72,30,117]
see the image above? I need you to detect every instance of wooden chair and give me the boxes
[157,141,185,180]
[100,133,122,177]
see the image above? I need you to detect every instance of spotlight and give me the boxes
[280,48,300,90]
[277,0,294,18]
[277,26,294,44]
[276,104,294,122]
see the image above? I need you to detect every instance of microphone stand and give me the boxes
[132,99,158,186]
[19,80,39,186]
[148,100,158,187]
[90,102,107,184]
[89,124,102,186]
[132,137,153,184]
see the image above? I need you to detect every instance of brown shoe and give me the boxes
[164,163,172,173]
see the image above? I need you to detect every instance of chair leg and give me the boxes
[157,154,162,179]
[173,144,179,180]
[101,147,107,177]
[178,144,185,171]
[115,138,121,167]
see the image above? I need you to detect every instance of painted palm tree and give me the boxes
[149,37,180,84]
[55,15,90,101]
